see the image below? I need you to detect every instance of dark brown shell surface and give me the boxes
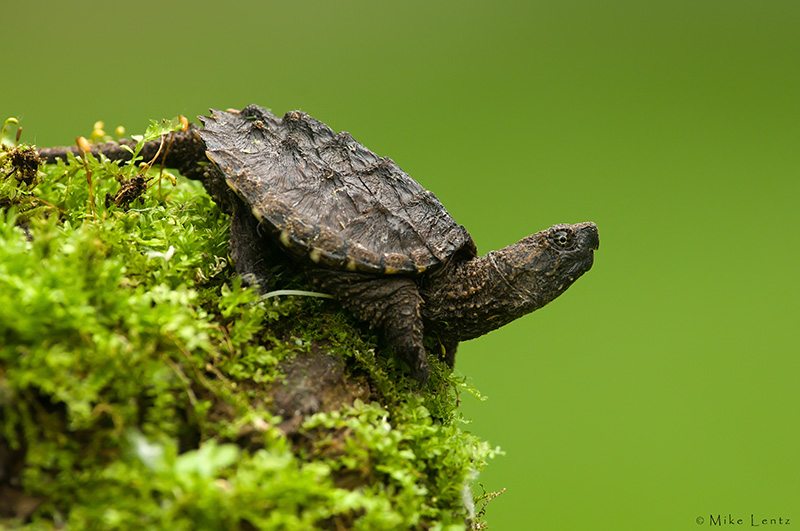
[198,105,474,274]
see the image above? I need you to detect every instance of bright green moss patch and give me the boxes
[0,121,500,530]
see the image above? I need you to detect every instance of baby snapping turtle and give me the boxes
[42,105,599,384]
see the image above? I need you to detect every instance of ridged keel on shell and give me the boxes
[198,105,473,274]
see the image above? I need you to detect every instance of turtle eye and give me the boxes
[553,230,573,248]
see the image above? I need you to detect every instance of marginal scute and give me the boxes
[225,178,239,195]
[198,105,475,275]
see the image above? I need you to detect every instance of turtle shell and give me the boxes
[198,104,475,274]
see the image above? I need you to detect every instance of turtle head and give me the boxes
[501,221,599,308]
[420,221,598,342]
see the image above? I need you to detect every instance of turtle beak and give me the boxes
[575,222,599,251]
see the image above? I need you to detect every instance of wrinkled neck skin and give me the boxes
[420,224,597,343]
[420,248,551,342]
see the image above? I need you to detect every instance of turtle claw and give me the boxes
[406,350,430,388]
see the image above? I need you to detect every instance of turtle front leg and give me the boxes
[228,196,274,289]
[313,272,430,385]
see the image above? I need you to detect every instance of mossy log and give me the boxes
[0,127,497,530]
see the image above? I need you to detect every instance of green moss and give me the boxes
[0,120,500,530]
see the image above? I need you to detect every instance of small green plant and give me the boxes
[1,117,21,147]
[0,117,500,530]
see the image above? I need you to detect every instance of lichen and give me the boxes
[0,119,500,530]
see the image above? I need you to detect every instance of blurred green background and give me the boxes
[5,1,798,529]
